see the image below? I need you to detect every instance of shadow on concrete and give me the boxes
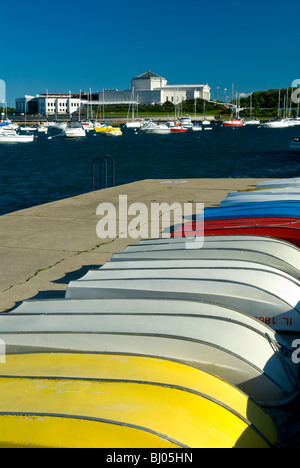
[2,265,103,314]
[52,265,103,285]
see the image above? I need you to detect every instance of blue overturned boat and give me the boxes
[201,201,300,221]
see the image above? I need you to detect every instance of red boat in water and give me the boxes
[223,118,245,127]
[172,217,300,247]
[170,127,188,133]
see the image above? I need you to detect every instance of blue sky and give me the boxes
[1,0,299,106]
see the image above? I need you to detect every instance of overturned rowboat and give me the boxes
[220,189,300,206]
[256,178,300,189]
[0,353,278,448]
[0,299,298,405]
[202,201,300,221]
[100,258,299,281]
[65,266,300,332]
[110,236,300,279]
[172,218,300,248]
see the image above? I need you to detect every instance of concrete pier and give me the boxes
[1,177,300,447]
[0,177,266,313]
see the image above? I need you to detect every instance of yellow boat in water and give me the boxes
[0,353,278,448]
[94,124,122,135]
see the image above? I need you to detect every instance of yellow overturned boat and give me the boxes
[0,353,278,448]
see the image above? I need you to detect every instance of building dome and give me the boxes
[131,69,167,91]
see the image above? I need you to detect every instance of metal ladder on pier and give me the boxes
[92,156,115,190]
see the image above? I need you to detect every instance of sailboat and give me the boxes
[192,96,202,131]
[125,88,144,128]
[202,97,210,125]
[0,126,35,142]
[263,90,292,128]
[223,92,245,127]
[245,94,260,125]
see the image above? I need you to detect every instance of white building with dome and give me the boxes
[102,69,211,106]
[15,70,211,115]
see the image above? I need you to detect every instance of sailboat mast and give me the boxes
[79,90,81,122]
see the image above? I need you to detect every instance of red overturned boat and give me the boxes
[172,217,300,247]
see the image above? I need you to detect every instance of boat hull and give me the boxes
[0,353,277,448]
[170,127,188,133]
[65,129,86,138]
[1,306,297,405]
[202,202,300,221]
[112,235,300,283]
[172,217,300,248]
[223,119,245,127]
[256,178,300,188]
[144,128,170,134]
[125,121,143,128]
[64,265,300,332]
[0,135,34,143]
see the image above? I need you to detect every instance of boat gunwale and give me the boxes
[65,275,300,312]
[0,373,275,447]
[0,322,296,398]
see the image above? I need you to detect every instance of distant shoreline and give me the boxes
[9,114,275,124]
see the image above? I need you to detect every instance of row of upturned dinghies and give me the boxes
[2,179,300,447]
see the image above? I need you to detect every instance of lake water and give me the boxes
[0,122,300,215]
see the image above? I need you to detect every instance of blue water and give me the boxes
[0,123,300,215]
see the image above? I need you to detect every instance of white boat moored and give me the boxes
[0,128,35,143]
[141,122,171,134]
[37,124,48,133]
[81,120,94,131]
[64,122,86,138]
[178,115,193,128]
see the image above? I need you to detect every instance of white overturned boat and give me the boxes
[100,258,299,282]
[66,266,300,331]
[256,178,300,188]
[229,187,300,195]
[220,187,300,206]
[110,235,300,278]
[1,298,298,405]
